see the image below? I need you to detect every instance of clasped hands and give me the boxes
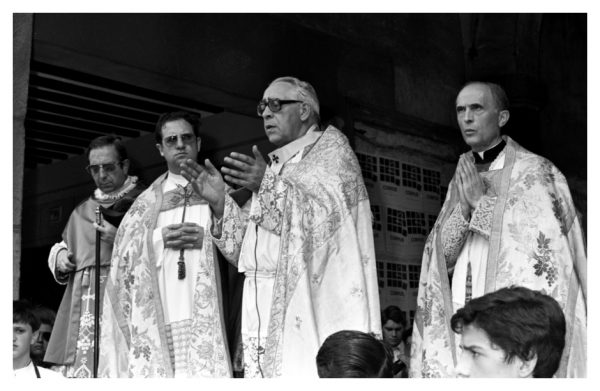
[162,223,205,249]
[455,154,485,220]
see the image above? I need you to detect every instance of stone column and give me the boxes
[13,14,33,299]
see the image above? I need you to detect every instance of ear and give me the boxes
[498,110,510,128]
[299,102,311,121]
[30,330,39,345]
[121,159,130,175]
[156,143,164,157]
[517,354,537,378]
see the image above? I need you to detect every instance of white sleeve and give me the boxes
[48,241,69,284]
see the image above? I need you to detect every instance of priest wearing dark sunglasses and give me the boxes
[180,76,381,377]
[98,111,232,378]
[45,135,145,377]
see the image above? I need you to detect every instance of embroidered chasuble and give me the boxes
[45,176,145,378]
[213,126,381,377]
[99,172,232,377]
[410,136,587,378]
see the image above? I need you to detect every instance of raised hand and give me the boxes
[161,222,204,249]
[180,158,226,218]
[455,154,484,219]
[221,145,267,193]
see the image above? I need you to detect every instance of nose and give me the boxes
[455,351,471,378]
[261,106,273,119]
[176,136,186,148]
[463,108,474,123]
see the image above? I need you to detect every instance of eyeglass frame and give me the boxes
[85,161,124,175]
[161,133,198,148]
[256,98,304,116]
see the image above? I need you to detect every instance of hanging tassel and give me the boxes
[178,250,186,280]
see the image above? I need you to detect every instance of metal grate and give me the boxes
[24,61,223,168]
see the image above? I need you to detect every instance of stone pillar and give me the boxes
[13,14,33,299]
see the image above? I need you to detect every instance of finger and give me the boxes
[229,152,255,165]
[224,156,250,170]
[93,222,106,233]
[223,175,250,187]
[252,145,265,162]
[165,223,183,229]
[180,222,200,228]
[180,159,202,177]
[204,159,219,175]
[221,166,247,179]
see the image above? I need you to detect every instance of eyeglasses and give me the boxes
[85,162,122,175]
[162,133,197,147]
[257,98,303,116]
[37,331,51,342]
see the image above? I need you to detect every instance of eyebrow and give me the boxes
[459,344,483,354]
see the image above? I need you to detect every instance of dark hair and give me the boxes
[401,327,413,344]
[451,286,566,378]
[154,111,201,143]
[13,300,41,332]
[316,330,393,378]
[86,135,128,161]
[381,305,406,328]
[461,81,510,111]
[32,305,56,327]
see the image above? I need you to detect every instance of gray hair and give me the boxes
[269,76,320,122]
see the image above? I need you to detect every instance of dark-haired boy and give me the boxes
[451,286,566,378]
[13,301,63,378]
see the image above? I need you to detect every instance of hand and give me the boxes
[455,154,484,218]
[93,220,118,243]
[180,158,226,218]
[221,145,267,193]
[161,222,205,250]
[56,249,76,274]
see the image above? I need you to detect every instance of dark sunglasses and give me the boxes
[38,331,51,342]
[85,162,122,175]
[257,98,303,116]
[163,133,197,147]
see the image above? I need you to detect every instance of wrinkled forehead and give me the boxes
[263,81,297,100]
[161,119,195,137]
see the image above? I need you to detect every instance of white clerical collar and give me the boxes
[94,175,138,201]
[166,172,189,186]
[268,124,321,168]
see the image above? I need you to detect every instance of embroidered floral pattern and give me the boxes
[469,195,496,239]
[550,192,569,236]
[440,203,469,263]
[532,231,558,287]
[412,138,587,377]
[99,173,231,377]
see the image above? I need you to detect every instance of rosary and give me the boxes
[177,184,193,280]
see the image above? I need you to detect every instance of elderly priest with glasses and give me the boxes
[45,135,145,377]
[180,76,381,377]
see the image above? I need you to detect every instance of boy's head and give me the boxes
[451,286,566,378]
[13,300,40,362]
[316,330,393,378]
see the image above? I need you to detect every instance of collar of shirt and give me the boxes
[267,124,321,175]
[164,172,189,192]
[472,139,506,164]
